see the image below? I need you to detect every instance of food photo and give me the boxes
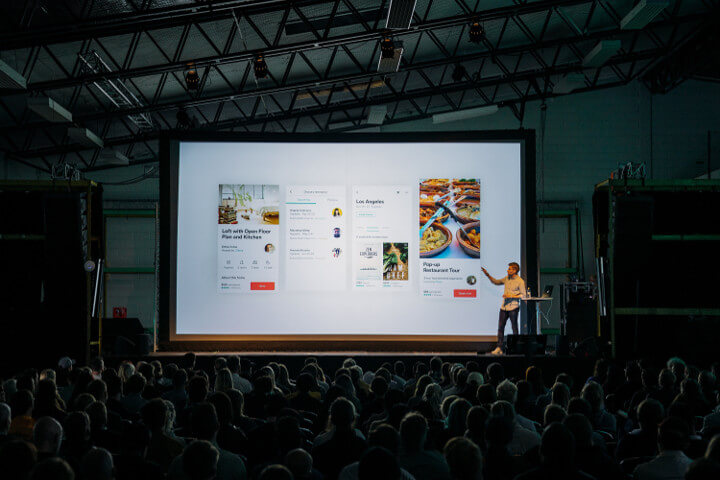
[218,184,280,225]
[419,178,481,259]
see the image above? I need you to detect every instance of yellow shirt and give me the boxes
[500,275,526,311]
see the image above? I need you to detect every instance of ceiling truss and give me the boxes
[0,0,717,171]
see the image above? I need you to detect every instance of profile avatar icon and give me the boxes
[264,243,275,253]
[332,248,342,258]
[332,207,342,217]
[333,227,341,238]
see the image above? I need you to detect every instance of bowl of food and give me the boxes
[454,199,481,223]
[420,221,452,258]
[259,206,279,224]
[452,179,479,187]
[421,179,451,189]
[455,188,480,199]
[420,202,449,223]
[452,180,480,198]
[456,222,481,258]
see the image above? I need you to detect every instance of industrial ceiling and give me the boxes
[0,0,717,172]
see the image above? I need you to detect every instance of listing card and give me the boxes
[418,178,482,299]
[352,185,412,290]
[217,184,279,293]
[285,185,347,291]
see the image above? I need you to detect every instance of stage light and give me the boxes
[366,105,387,125]
[68,127,104,148]
[0,59,27,90]
[432,104,499,124]
[185,65,200,90]
[377,42,403,73]
[582,40,621,67]
[386,0,417,29]
[254,55,268,79]
[176,107,195,130]
[469,20,485,44]
[97,149,130,166]
[27,97,73,123]
[380,37,395,59]
[620,0,669,30]
[451,64,467,82]
[552,73,586,94]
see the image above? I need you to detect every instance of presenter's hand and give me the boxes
[481,267,489,276]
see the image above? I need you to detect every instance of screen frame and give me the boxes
[160,130,536,351]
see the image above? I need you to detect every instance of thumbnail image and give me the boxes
[419,178,480,259]
[383,242,408,281]
[218,184,279,225]
[332,247,342,258]
[332,207,343,217]
[333,227,341,238]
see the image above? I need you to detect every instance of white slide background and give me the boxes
[176,141,522,336]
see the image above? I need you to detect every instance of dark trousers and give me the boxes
[497,308,519,349]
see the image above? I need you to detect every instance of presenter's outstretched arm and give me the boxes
[481,267,504,286]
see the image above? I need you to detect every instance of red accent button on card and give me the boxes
[251,282,275,291]
[454,289,476,298]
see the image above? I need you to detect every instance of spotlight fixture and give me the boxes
[451,64,467,82]
[176,107,195,130]
[254,55,268,79]
[469,20,485,44]
[380,37,395,59]
[185,65,200,90]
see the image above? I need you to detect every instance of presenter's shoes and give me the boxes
[490,347,503,355]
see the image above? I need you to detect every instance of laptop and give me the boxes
[541,285,553,298]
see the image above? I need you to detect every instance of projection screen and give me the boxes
[161,132,536,347]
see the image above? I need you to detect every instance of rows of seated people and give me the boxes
[1,353,720,480]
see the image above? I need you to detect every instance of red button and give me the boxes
[454,289,476,298]
[250,282,275,291]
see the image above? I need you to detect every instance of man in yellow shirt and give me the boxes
[481,262,526,355]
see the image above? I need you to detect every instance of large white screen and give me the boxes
[175,141,522,337]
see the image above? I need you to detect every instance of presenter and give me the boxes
[481,262,525,355]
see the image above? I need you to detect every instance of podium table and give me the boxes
[521,297,553,335]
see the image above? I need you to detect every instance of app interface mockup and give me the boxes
[176,141,522,336]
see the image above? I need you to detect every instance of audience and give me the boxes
[10,389,36,440]
[80,447,114,480]
[0,401,11,442]
[33,416,63,461]
[634,416,693,480]
[31,457,75,480]
[398,412,451,480]
[3,352,720,480]
[444,437,483,480]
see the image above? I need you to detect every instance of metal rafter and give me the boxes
[2,0,716,171]
[12,0,618,94]
[8,44,668,161]
[4,11,704,138]
[0,0,339,50]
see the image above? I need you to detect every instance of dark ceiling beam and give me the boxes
[641,7,720,94]
[313,79,630,133]
[23,12,481,93]
[77,75,624,173]
[17,0,608,93]
[11,46,661,159]
[5,12,703,135]
[0,0,336,51]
